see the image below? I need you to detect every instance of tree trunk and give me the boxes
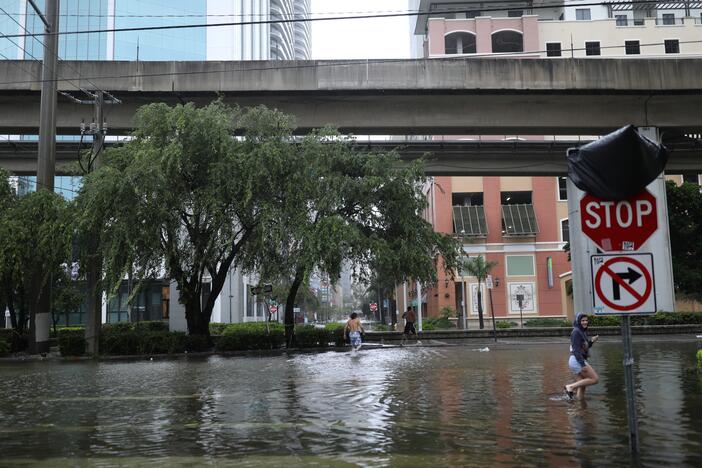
[182,287,209,337]
[477,282,485,329]
[285,267,305,348]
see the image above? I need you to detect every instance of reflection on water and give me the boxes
[0,338,700,466]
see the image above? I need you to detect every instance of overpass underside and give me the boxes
[1,58,701,175]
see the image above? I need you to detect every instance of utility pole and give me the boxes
[31,0,59,354]
[85,91,105,356]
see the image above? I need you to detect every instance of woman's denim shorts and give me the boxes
[569,355,588,375]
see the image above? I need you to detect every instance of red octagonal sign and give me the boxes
[580,189,658,252]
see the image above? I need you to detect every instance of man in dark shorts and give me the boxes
[401,306,417,345]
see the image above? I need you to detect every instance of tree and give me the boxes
[462,256,497,329]
[666,180,702,301]
[240,127,460,346]
[76,102,296,338]
[0,183,73,333]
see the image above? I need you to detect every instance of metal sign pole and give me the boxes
[621,316,640,453]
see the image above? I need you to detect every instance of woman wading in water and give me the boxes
[564,313,599,400]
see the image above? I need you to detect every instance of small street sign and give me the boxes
[580,189,657,252]
[269,305,278,314]
[369,302,378,312]
[486,275,493,289]
[591,253,656,315]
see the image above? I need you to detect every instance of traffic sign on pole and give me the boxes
[591,253,656,315]
[369,302,378,312]
[580,189,658,252]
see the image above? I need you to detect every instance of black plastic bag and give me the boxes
[567,125,668,200]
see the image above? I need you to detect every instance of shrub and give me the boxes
[133,321,168,333]
[186,334,211,352]
[423,313,455,330]
[209,322,229,336]
[372,323,391,332]
[295,325,331,348]
[0,329,28,353]
[588,315,621,327]
[100,328,140,355]
[325,323,346,347]
[57,328,86,356]
[216,322,285,351]
[524,318,570,328]
[496,321,516,329]
[697,349,702,369]
[0,339,9,357]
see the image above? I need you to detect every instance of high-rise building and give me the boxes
[0,0,311,61]
[0,0,312,327]
[407,0,702,327]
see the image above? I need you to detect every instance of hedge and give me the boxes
[0,328,28,353]
[216,322,285,351]
[496,321,517,329]
[209,322,229,336]
[325,323,346,347]
[0,338,9,357]
[423,316,455,330]
[524,318,570,328]
[295,325,332,348]
[589,312,702,327]
[57,327,86,356]
[697,349,702,369]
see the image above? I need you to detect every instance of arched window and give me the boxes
[444,32,477,54]
[492,30,523,53]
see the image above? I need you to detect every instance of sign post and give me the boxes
[583,207,660,455]
[486,275,497,342]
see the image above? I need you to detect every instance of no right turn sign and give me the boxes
[591,253,656,315]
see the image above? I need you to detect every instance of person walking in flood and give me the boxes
[564,313,599,400]
[344,312,365,352]
[401,306,417,345]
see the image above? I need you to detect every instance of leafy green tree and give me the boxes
[666,180,702,300]
[0,184,73,332]
[241,128,460,345]
[462,256,497,329]
[75,102,297,338]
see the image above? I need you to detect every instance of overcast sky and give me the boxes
[311,0,411,59]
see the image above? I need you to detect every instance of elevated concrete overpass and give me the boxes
[0,58,701,135]
[2,138,700,176]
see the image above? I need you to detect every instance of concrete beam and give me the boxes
[2,140,700,176]
[0,59,701,134]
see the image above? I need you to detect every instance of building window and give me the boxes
[625,40,640,55]
[445,32,477,54]
[453,192,484,206]
[585,41,601,56]
[561,219,570,243]
[501,191,532,204]
[662,14,675,25]
[557,177,568,200]
[576,9,591,21]
[546,42,562,57]
[615,15,628,26]
[682,173,699,184]
[492,30,523,53]
[665,39,680,54]
[506,255,535,276]
[508,10,523,18]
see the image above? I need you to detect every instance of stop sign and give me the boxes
[369,302,378,312]
[580,189,657,252]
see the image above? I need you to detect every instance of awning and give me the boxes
[453,205,488,237]
[501,204,539,236]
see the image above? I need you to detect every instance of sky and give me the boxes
[311,0,412,59]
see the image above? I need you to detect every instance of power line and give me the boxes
[0,1,673,40]
[0,38,700,88]
[1,7,120,103]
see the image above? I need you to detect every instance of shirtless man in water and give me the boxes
[344,312,365,351]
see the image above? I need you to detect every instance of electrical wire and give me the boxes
[0,1,679,40]
[1,7,119,103]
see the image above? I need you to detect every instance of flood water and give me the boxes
[0,336,700,467]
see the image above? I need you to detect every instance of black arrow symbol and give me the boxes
[612,268,643,300]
